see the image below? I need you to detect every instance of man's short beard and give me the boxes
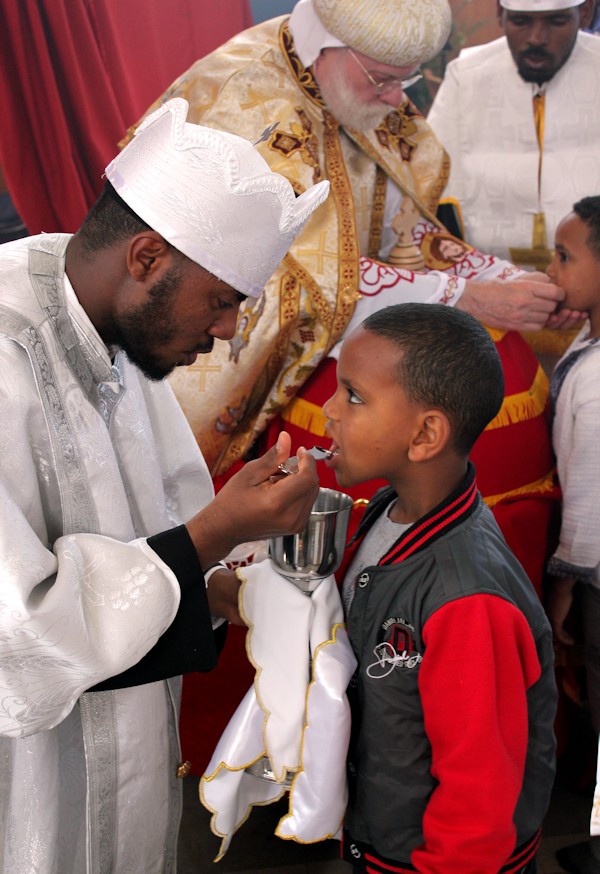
[515,38,578,85]
[516,53,555,84]
[317,64,390,131]
[105,267,182,382]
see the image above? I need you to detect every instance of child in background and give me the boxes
[322,303,557,874]
[544,196,600,874]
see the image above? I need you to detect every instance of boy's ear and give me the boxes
[409,410,451,461]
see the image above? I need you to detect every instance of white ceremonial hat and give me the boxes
[309,0,452,67]
[499,0,584,9]
[105,99,330,298]
[289,0,346,68]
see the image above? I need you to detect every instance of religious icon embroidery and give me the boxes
[228,294,266,364]
[420,231,474,270]
[215,397,249,436]
[375,104,421,162]
[269,109,322,184]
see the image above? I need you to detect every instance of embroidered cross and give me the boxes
[297,231,338,274]
[375,107,419,162]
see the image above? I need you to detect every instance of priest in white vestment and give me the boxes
[428,0,600,270]
[0,98,329,874]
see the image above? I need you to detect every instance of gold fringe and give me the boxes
[282,397,557,508]
[483,470,556,508]
[485,364,548,431]
[281,396,328,437]
[282,364,548,438]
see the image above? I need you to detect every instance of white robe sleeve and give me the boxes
[0,342,183,738]
[0,485,181,738]
[427,59,464,201]
[328,246,522,360]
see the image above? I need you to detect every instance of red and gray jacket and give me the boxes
[342,464,557,874]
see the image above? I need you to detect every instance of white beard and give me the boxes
[317,66,390,131]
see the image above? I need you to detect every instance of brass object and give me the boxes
[176,761,192,779]
[509,212,553,272]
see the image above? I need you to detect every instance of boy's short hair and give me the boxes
[573,196,600,260]
[362,303,504,455]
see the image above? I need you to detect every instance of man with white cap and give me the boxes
[0,97,329,873]
[428,0,599,272]
[126,0,576,481]
[124,0,574,608]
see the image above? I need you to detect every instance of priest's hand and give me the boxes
[457,276,566,332]
[517,272,586,330]
[187,431,319,568]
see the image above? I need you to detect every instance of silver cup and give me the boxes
[269,487,353,593]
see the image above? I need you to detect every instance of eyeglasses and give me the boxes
[348,49,423,94]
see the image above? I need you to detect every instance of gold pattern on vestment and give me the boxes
[374,105,420,162]
[141,16,450,474]
[240,87,279,123]
[367,166,387,259]
[280,22,325,108]
[297,231,338,274]
[186,358,222,390]
[345,108,448,223]
[228,295,266,364]
[322,112,361,344]
[269,110,322,184]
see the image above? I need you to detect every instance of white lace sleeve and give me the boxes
[328,257,465,359]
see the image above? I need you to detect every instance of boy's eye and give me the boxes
[558,251,568,263]
[347,387,363,405]
[217,298,234,310]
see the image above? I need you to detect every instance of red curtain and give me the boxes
[0,0,252,234]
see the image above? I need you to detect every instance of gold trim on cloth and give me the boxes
[483,470,557,509]
[345,106,449,222]
[367,166,387,259]
[509,93,553,270]
[280,21,325,109]
[485,364,548,431]
[281,361,548,438]
[322,112,361,340]
[282,396,328,437]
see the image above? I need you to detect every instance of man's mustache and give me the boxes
[520,49,552,62]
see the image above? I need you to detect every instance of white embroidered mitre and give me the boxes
[105,98,330,297]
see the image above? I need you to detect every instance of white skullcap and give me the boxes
[500,0,584,8]
[105,99,330,298]
[289,0,346,68]
[298,0,452,68]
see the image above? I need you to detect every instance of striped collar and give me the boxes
[350,463,480,567]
